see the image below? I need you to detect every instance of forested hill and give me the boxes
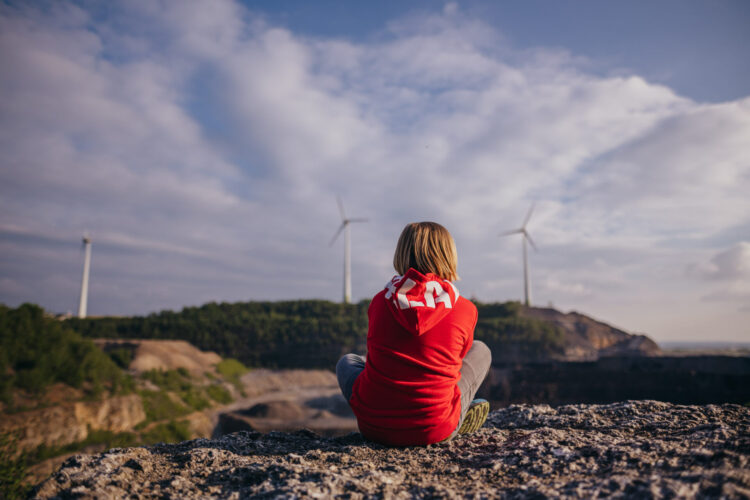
[69,300,370,370]
[0,304,129,404]
[65,300,567,369]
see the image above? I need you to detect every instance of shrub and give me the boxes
[107,348,133,369]
[215,359,248,380]
[216,358,249,393]
[140,369,192,393]
[206,384,233,405]
[0,432,30,500]
[179,388,211,411]
[141,420,192,445]
[139,390,191,422]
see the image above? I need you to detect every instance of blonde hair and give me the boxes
[393,222,459,281]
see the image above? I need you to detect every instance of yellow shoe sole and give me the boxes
[458,400,489,435]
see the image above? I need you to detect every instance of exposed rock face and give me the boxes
[0,394,145,454]
[1,368,339,460]
[522,307,662,360]
[35,401,750,499]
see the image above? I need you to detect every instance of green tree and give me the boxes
[0,303,128,401]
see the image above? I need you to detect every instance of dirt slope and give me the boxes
[94,339,223,374]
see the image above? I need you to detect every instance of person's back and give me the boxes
[336,222,492,446]
[350,269,477,445]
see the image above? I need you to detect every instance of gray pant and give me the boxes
[336,340,492,429]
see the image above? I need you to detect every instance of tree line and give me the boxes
[65,299,565,369]
[0,299,565,404]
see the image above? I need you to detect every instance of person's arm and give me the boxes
[459,304,478,359]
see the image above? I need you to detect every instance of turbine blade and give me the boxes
[348,218,369,223]
[329,222,346,246]
[336,196,346,221]
[525,232,538,251]
[522,203,536,228]
[499,228,523,237]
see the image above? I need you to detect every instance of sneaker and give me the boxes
[457,399,489,435]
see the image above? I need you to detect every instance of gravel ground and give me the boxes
[34,400,750,499]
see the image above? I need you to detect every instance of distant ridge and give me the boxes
[522,307,661,361]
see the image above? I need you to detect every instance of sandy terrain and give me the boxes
[93,339,223,374]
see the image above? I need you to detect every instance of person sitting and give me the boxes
[336,221,492,446]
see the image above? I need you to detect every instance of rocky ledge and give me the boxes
[35,401,749,499]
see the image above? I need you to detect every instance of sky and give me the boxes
[0,0,748,343]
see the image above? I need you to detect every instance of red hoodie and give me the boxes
[349,268,478,446]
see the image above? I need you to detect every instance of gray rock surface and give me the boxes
[34,401,750,499]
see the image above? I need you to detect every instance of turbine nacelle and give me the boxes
[499,228,537,250]
[329,196,368,246]
[499,203,537,248]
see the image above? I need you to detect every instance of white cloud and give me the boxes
[541,276,592,298]
[689,242,750,281]
[0,1,748,340]
[687,243,750,313]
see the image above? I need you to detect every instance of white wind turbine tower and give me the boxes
[78,233,92,318]
[330,197,368,304]
[500,204,538,307]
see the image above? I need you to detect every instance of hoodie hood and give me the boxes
[382,268,460,336]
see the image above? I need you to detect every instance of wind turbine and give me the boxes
[500,204,537,307]
[329,197,368,304]
[78,233,92,318]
